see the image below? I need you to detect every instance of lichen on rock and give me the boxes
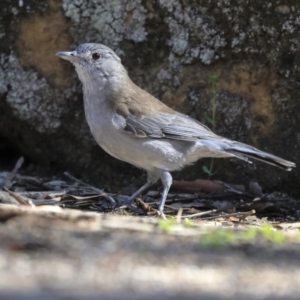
[62,0,147,49]
[159,0,227,65]
[0,52,70,133]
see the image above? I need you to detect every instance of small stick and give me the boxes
[181,203,241,219]
[176,208,183,223]
[64,172,115,203]
[215,180,254,197]
[3,187,33,206]
[4,157,24,188]
[201,209,255,220]
[181,208,219,219]
[136,198,152,212]
[16,191,66,199]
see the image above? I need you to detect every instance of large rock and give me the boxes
[0,0,299,194]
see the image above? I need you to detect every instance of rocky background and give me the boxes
[0,0,299,195]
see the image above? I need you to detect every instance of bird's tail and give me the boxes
[223,141,295,171]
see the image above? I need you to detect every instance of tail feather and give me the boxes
[225,142,296,171]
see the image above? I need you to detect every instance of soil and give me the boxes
[0,161,299,300]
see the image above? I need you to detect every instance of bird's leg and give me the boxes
[124,170,160,206]
[127,179,153,203]
[114,180,153,213]
[158,171,173,213]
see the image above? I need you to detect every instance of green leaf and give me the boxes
[210,88,217,95]
[208,74,220,84]
[202,165,212,175]
[205,115,214,125]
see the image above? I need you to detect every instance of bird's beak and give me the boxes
[56,51,78,63]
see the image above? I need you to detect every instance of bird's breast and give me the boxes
[82,91,192,171]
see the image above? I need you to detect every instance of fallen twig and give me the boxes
[201,210,256,221]
[4,156,24,188]
[64,172,116,204]
[3,187,34,206]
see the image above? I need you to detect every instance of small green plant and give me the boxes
[202,74,220,178]
[200,229,238,248]
[261,224,287,244]
[199,225,292,248]
[158,218,195,232]
[158,218,177,232]
[241,228,258,242]
[183,218,194,227]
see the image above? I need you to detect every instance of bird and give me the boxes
[56,43,296,214]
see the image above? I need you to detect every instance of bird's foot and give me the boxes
[116,195,145,214]
[156,210,167,220]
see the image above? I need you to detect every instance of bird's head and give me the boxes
[56,43,127,88]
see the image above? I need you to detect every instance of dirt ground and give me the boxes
[0,205,300,300]
[0,165,300,300]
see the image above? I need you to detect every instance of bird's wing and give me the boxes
[122,112,218,141]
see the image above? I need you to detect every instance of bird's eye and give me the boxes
[92,53,101,60]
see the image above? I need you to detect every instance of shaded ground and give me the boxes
[0,161,300,300]
[1,208,300,300]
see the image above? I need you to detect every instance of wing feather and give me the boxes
[123,112,218,141]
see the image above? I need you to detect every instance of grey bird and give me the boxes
[56,43,296,213]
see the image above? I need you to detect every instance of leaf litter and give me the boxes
[0,157,299,242]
